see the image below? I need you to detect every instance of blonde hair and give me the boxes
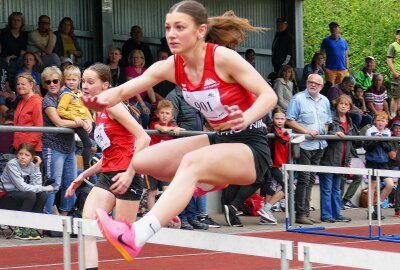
[63,65,81,79]
[41,66,63,87]
[156,100,174,114]
[169,1,267,49]
[16,72,36,86]
[374,111,389,121]
[128,50,145,67]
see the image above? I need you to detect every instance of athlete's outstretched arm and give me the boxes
[83,57,176,111]
[214,46,277,130]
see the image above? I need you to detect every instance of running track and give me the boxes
[1,224,400,270]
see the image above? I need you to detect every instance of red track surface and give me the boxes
[1,224,399,270]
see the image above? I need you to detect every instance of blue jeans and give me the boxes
[348,112,372,129]
[194,195,207,216]
[134,101,152,129]
[178,197,197,222]
[43,147,77,213]
[319,173,342,219]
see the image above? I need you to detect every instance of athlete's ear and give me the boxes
[198,24,207,39]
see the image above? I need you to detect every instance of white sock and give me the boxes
[263,203,272,211]
[133,212,161,247]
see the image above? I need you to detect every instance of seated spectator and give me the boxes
[355,56,376,90]
[126,49,156,128]
[0,110,14,153]
[153,49,175,101]
[107,47,126,87]
[365,73,390,116]
[13,73,43,154]
[15,52,41,94]
[273,65,295,111]
[245,48,256,67]
[319,95,355,223]
[121,25,153,68]
[0,58,10,120]
[57,65,93,171]
[53,17,82,63]
[300,52,325,91]
[27,15,61,69]
[328,76,370,129]
[364,111,394,220]
[0,143,53,240]
[351,84,372,128]
[0,12,28,78]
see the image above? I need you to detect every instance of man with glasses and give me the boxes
[286,74,332,225]
[27,15,61,70]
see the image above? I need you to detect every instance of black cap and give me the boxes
[276,17,287,24]
[396,28,400,34]
[329,21,339,27]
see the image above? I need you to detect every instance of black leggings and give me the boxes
[75,127,92,170]
[0,191,47,213]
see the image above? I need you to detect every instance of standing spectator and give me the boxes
[365,73,390,116]
[121,25,153,68]
[286,74,332,225]
[13,73,43,153]
[318,95,355,223]
[107,47,126,87]
[320,22,349,85]
[27,15,61,69]
[41,66,88,215]
[0,11,28,76]
[355,56,376,90]
[272,18,294,74]
[245,48,256,68]
[153,50,176,101]
[300,52,325,91]
[387,28,400,117]
[364,111,394,220]
[273,65,295,111]
[388,120,400,217]
[53,17,82,63]
[126,49,156,128]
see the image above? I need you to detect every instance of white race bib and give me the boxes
[94,123,111,151]
[183,89,228,121]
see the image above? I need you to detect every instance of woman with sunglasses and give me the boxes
[41,66,91,216]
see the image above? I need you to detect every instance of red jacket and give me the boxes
[13,94,43,152]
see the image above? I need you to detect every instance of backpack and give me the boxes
[240,193,265,216]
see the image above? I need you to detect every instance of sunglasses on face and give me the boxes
[44,79,59,85]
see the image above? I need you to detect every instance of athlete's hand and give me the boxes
[65,174,85,197]
[81,94,109,111]
[110,172,133,195]
[225,105,248,131]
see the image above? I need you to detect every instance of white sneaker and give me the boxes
[257,206,277,223]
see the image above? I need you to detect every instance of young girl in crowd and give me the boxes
[65,63,150,269]
[84,0,277,262]
[318,95,356,223]
[16,52,41,94]
[258,107,289,225]
[0,143,53,240]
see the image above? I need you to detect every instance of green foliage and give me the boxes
[303,0,400,82]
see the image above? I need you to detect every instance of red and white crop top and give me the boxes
[175,43,255,124]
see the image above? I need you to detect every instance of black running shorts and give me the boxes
[95,171,143,200]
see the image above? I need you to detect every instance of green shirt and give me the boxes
[387,41,400,73]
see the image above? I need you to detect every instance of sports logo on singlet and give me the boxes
[183,87,228,121]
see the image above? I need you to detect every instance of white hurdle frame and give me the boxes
[0,209,73,270]
[298,242,400,269]
[282,164,377,239]
[72,218,294,270]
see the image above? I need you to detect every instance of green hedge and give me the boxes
[304,0,400,84]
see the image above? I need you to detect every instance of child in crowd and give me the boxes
[319,95,356,223]
[57,65,93,171]
[146,100,184,210]
[258,107,289,225]
[16,52,41,94]
[364,111,394,220]
[388,120,400,217]
[0,143,53,240]
[352,84,367,113]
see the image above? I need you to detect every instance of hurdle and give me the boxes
[282,164,379,240]
[0,209,73,270]
[72,217,294,270]
[298,241,400,269]
[374,169,400,243]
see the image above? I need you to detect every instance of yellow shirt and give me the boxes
[57,88,94,121]
[61,34,76,58]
